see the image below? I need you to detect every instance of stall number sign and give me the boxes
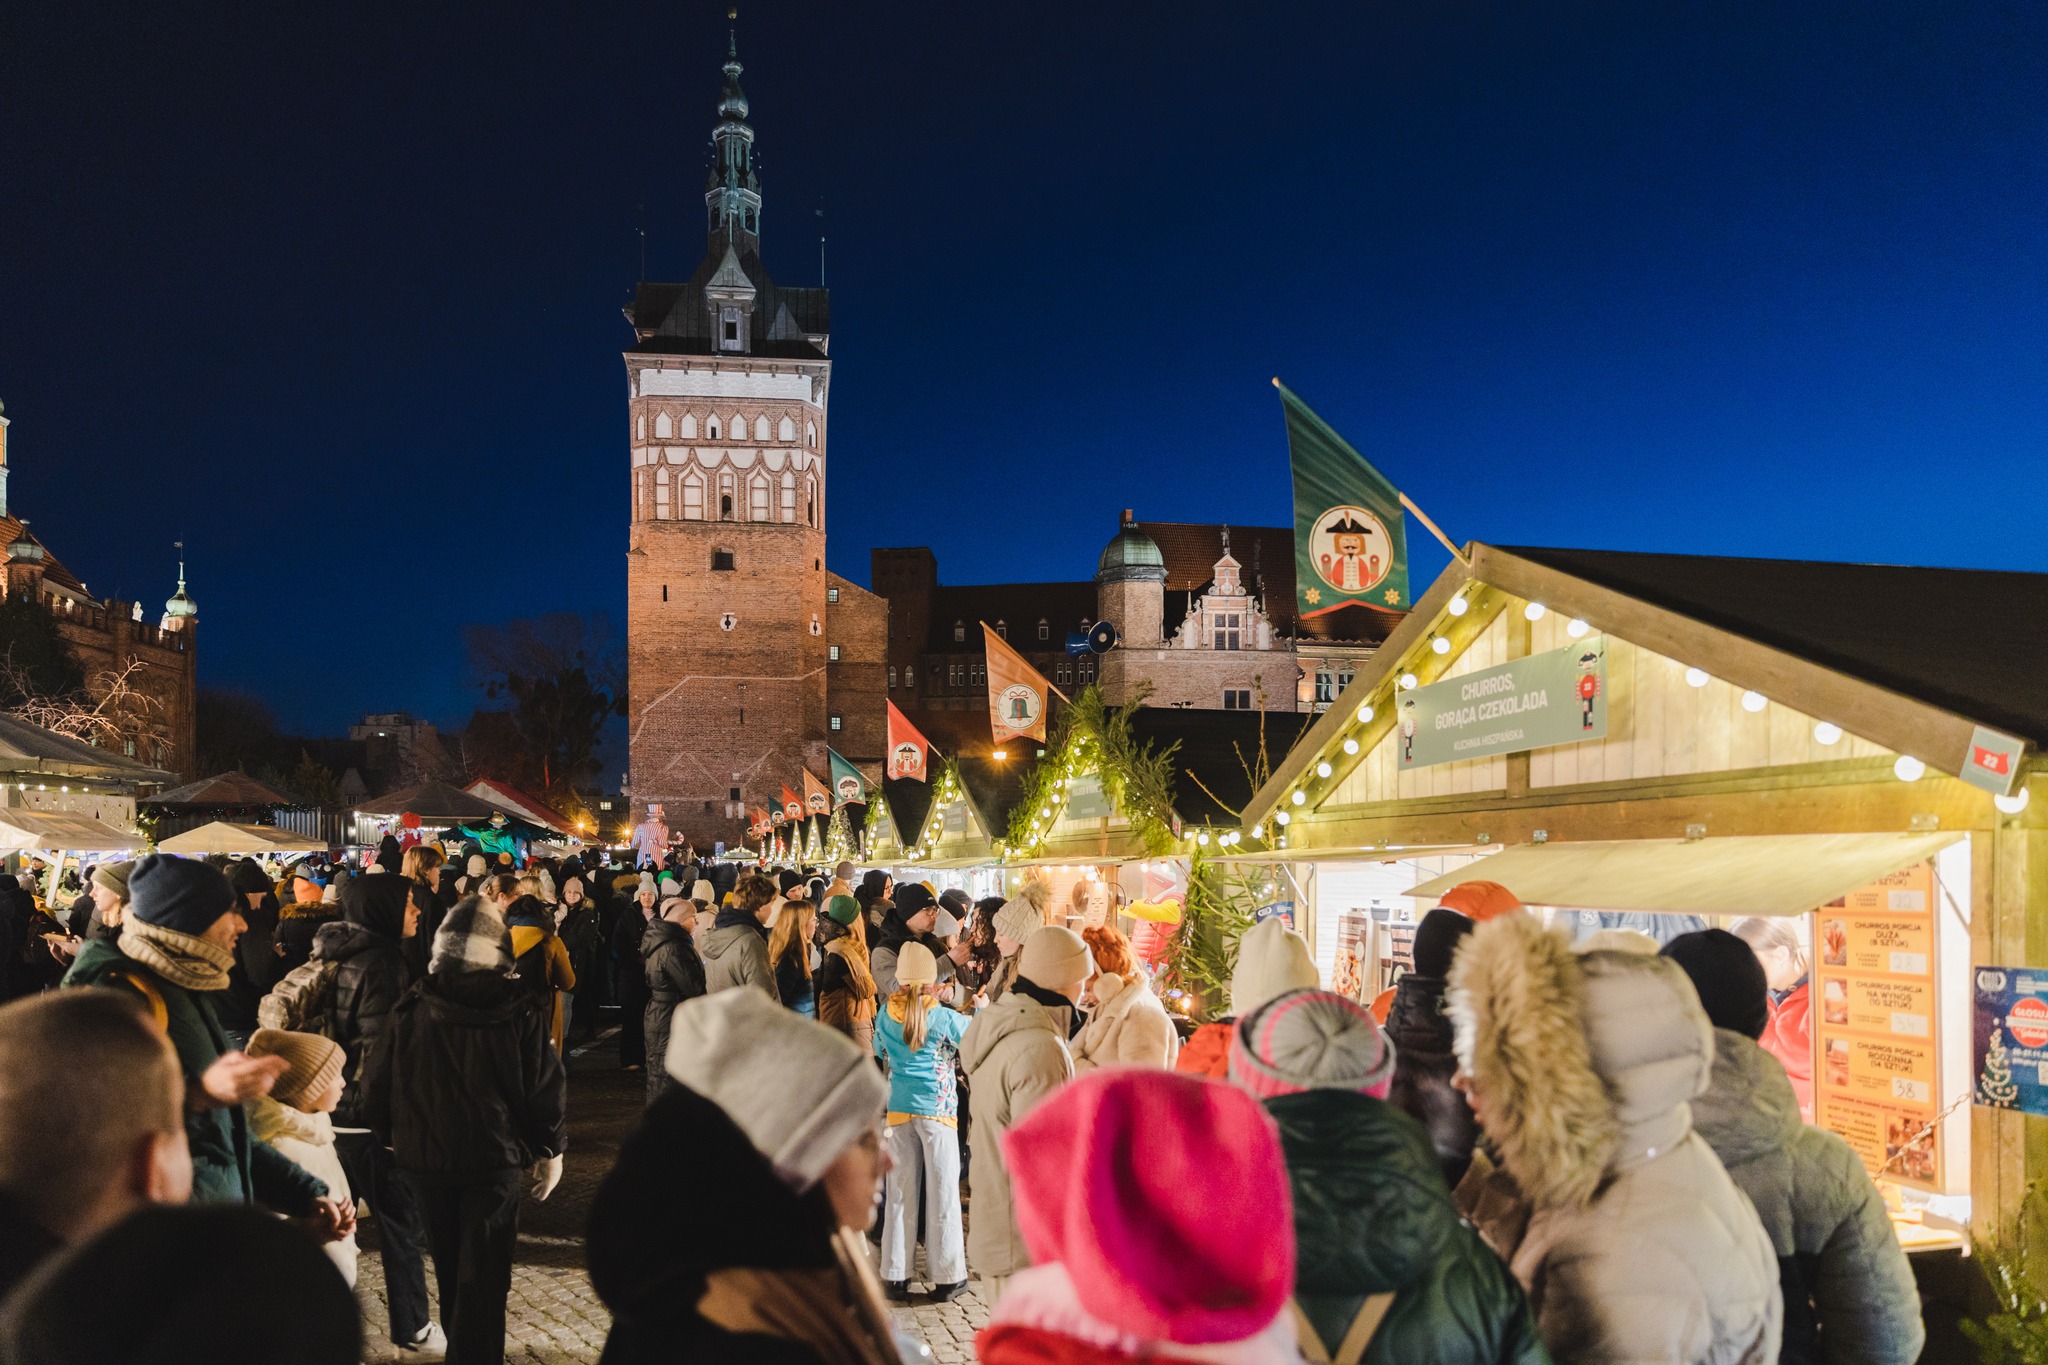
[1398,637,1607,769]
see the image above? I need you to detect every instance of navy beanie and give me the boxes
[127,856,237,937]
[1410,908,1476,979]
[1662,928,1771,1040]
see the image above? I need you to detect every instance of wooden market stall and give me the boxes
[892,758,1024,900]
[1236,543,2047,1271]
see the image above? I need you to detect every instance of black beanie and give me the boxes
[224,859,271,899]
[127,856,237,938]
[1410,907,1475,979]
[1662,929,1770,1040]
[892,883,936,916]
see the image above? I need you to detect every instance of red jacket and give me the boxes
[1761,981,1813,1121]
[1174,1021,1232,1079]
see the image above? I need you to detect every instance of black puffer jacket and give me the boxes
[1384,972,1481,1187]
[311,876,413,1129]
[1268,1090,1549,1365]
[641,919,706,1080]
[362,969,566,1178]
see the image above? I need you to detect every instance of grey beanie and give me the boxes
[1228,988,1398,1100]
[664,988,886,1192]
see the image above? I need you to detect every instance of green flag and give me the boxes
[1277,380,1410,615]
[828,747,866,810]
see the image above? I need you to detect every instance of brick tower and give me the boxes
[623,27,832,847]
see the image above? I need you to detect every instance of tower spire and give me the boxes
[705,7,761,250]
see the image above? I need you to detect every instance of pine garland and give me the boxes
[1005,685,1178,857]
[1160,851,1277,1021]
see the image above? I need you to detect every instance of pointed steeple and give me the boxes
[705,8,762,253]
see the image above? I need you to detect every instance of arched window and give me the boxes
[731,413,746,440]
[806,475,818,527]
[707,416,721,440]
[635,415,645,441]
[953,620,966,643]
[749,475,771,522]
[780,471,797,523]
[778,415,795,441]
[888,666,898,688]
[718,470,736,520]
[806,421,817,447]
[679,413,698,439]
[654,411,672,439]
[754,415,771,441]
[653,475,671,519]
[995,620,1007,640]
[681,471,704,521]
[1038,619,1050,641]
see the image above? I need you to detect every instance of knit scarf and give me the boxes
[119,920,234,992]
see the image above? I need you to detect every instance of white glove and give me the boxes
[529,1154,564,1202]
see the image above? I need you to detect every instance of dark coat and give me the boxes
[641,918,706,1079]
[310,917,409,1129]
[1268,1089,1550,1365]
[64,939,328,1212]
[0,1188,61,1304]
[1384,971,1482,1188]
[273,904,338,974]
[589,1084,893,1365]
[361,969,567,1180]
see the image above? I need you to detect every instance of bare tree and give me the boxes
[1,653,162,748]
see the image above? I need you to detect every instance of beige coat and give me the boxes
[959,991,1074,1279]
[1449,916,1780,1365]
[1070,972,1180,1073]
[249,1096,357,1287]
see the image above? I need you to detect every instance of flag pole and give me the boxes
[1399,492,1468,565]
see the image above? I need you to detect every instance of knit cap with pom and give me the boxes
[1228,988,1395,1100]
[247,1028,346,1110]
[993,882,1049,944]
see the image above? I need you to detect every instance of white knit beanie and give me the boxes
[1228,918,1319,1017]
[994,885,1047,944]
[1019,925,1092,993]
[466,854,488,878]
[665,989,886,1191]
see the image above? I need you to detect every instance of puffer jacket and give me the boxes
[1070,972,1179,1072]
[1692,1030,1922,1365]
[361,968,567,1179]
[1384,971,1481,1187]
[959,987,1074,1279]
[1268,1088,1550,1365]
[642,918,707,1083]
[311,917,409,1129]
[1449,917,1781,1365]
[703,906,778,1001]
[1174,1020,1232,1079]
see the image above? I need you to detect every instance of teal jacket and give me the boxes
[65,938,327,1210]
[1267,1089,1552,1365]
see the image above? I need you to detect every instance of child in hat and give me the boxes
[246,1027,358,1285]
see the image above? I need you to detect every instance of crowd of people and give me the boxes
[0,835,1931,1365]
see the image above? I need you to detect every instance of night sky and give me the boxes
[4,2,2044,737]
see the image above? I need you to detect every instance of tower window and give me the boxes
[712,550,735,571]
[953,620,965,643]
[829,713,843,732]
[720,308,743,351]
[1214,613,1242,651]
[827,587,839,603]
[828,645,841,661]
[1038,619,1050,641]
[719,493,734,520]
[749,478,771,522]
[995,620,1007,640]
[661,584,668,601]
[708,417,721,440]
[888,666,898,688]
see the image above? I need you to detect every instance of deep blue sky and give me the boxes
[3,2,2044,735]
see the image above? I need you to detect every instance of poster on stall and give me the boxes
[1331,908,1374,1002]
[1972,965,2048,1117]
[1814,861,1942,1190]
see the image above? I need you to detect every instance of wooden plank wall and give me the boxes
[1326,610,1513,806]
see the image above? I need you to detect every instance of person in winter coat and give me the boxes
[220,860,280,1035]
[1663,930,1923,1365]
[959,925,1088,1297]
[309,873,441,1359]
[613,881,658,1070]
[1228,988,1549,1365]
[1178,915,1319,1080]
[817,896,879,1054]
[590,988,901,1364]
[273,870,337,975]
[975,1069,1300,1365]
[641,896,707,1104]
[873,942,971,1302]
[854,869,892,928]
[1385,907,1483,1187]
[361,897,568,1365]
[63,857,344,1230]
[556,874,604,1044]
[704,872,780,1000]
[987,882,1050,1004]
[245,1028,359,1286]
[870,884,953,998]
[1448,913,1781,1365]
[1730,917,1814,1121]
[505,889,576,1052]
[769,893,818,1017]
[1071,968,1182,1072]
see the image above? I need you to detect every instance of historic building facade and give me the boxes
[623,35,884,845]
[0,402,197,780]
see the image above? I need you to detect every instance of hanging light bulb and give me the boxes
[1566,618,1590,639]
[1996,788,2031,815]
[1523,602,1546,621]
[1431,637,1451,655]
[1291,790,1307,806]
[1447,594,1469,617]
[1342,738,1359,755]
[1250,823,1264,839]
[1275,811,1291,826]
[1741,691,1768,713]
[1356,703,1375,723]
[1315,762,1332,779]
[1196,832,1210,847]
[1399,673,1418,690]
[1812,721,1843,745]
[1894,755,1926,782]
[1685,667,1710,688]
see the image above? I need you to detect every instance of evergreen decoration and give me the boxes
[1984,1031,2022,1107]
[1006,685,1178,857]
[1963,1183,2048,1363]
[1160,852,1276,1021]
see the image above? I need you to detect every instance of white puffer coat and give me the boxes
[1449,915,1781,1364]
[1070,972,1180,1073]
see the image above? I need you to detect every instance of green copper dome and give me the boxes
[1097,512,1166,583]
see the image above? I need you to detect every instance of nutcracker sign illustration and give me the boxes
[1576,650,1603,730]
[1310,507,1395,596]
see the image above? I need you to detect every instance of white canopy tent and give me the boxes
[0,811,146,854]
[156,822,327,856]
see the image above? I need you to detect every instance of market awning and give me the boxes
[156,822,327,855]
[1406,832,1961,918]
[0,811,146,853]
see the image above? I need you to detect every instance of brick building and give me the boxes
[0,402,196,779]
[622,34,885,846]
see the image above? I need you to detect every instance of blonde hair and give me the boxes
[889,986,934,1052]
[767,899,815,981]
[400,845,445,883]
[515,875,551,903]
[1730,916,1807,973]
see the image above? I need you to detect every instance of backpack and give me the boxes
[1291,1292,1395,1365]
[258,957,342,1037]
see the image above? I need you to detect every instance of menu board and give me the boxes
[1814,862,1942,1189]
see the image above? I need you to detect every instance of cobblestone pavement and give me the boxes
[355,1026,991,1363]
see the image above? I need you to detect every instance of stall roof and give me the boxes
[1406,832,1958,918]
[956,757,1031,841]
[157,822,327,855]
[878,778,933,852]
[464,779,579,837]
[0,715,176,785]
[147,772,295,808]
[354,781,501,822]
[0,811,145,853]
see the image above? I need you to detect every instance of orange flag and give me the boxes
[886,700,932,782]
[780,785,805,822]
[802,769,832,816]
[985,622,1056,745]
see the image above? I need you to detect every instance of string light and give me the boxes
[1399,674,1418,690]
[1431,637,1451,655]
[1995,788,2031,815]
[1196,832,1210,846]
[1250,824,1263,839]
[1447,594,1469,617]
[1685,668,1710,688]
[1275,811,1291,826]
[1893,755,1925,782]
[1523,602,1546,621]
[1342,738,1359,755]
[1741,691,1768,713]
[1315,762,1332,779]
[1356,704,1374,723]
[1812,721,1842,745]
[1566,619,1590,638]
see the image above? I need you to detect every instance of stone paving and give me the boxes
[354,1029,991,1363]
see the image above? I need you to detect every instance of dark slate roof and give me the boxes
[891,707,1007,759]
[880,777,933,847]
[147,771,295,808]
[1501,546,2048,746]
[1127,708,1318,827]
[1135,521,1401,645]
[353,780,501,821]
[626,239,828,359]
[925,583,1098,653]
[0,517,91,598]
